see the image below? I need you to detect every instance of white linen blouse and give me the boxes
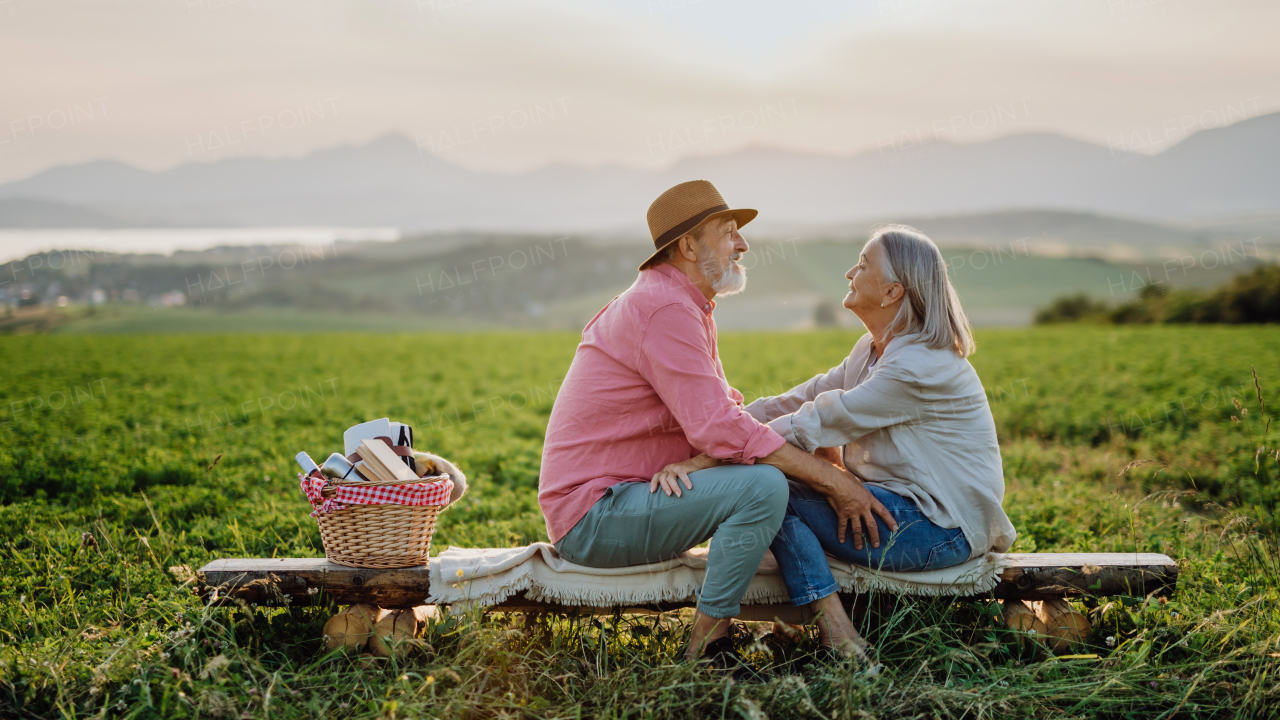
[745,333,1016,559]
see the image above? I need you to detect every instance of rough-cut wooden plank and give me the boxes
[198,552,1179,610]
[199,558,431,609]
[1005,553,1173,568]
[994,553,1178,600]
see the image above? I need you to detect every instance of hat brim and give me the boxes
[638,207,758,271]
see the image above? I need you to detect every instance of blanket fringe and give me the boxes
[428,546,1011,608]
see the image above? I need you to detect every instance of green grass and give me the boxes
[2,327,1279,718]
[48,306,492,335]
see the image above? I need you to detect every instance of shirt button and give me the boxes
[703,303,710,310]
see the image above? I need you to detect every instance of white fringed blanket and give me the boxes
[427,543,1009,608]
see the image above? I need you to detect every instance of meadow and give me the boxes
[2,326,1279,719]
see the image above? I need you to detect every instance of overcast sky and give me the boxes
[0,0,1276,183]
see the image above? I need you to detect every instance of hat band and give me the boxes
[652,203,730,250]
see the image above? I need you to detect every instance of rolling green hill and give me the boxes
[5,231,1264,334]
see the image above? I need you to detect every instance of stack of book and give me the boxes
[355,440,420,483]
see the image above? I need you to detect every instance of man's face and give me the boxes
[695,218,749,296]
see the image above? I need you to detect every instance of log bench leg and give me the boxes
[369,606,437,658]
[319,598,1095,658]
[1034,598,1091,652]
[323,604,387,650]
[323,604,437,658]
[1001,599,1048,650]
[998,598,1092,654]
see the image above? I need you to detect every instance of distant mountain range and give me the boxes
[2,112,1279,233]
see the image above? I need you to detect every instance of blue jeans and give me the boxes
[770,480,972,606]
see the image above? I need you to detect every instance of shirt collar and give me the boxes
[872,332,918,363]
[648,263,716,315]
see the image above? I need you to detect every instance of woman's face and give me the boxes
[843,241,893,316]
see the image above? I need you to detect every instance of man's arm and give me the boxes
[758,443,898,550]
[638,304,785,463]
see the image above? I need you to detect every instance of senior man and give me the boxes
[539,180,897,670]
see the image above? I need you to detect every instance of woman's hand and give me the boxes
[650,454,719,497]
[814,445,845,470]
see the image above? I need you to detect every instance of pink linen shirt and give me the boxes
[538,264,787,543]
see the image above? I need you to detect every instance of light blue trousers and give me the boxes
[554,464,789,618]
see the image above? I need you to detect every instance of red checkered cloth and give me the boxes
[299,474,454,517]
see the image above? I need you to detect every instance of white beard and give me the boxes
[700,250,747,296]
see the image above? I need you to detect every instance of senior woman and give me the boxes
[650,225,1016,659]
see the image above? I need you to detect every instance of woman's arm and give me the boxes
[769,368,919,452]
[744,356,852,424]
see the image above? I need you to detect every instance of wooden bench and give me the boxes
[197,552,1178,624]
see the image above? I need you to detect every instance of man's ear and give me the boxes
[676,234,699,262]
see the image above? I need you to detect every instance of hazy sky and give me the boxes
[0,0,1276,183]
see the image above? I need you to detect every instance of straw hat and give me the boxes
[639,180,757,270]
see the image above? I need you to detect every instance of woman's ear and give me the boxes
[884,282,906,306]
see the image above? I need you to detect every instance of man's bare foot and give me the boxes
[685,611,732,661]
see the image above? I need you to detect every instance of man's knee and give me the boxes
[747,464,789,516]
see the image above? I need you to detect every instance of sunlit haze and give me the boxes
[2,0,1277,182]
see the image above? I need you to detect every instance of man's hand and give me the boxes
[814,445,845,470]
[759,442,897,549]
[824,472,897,549]
[650,453,719,497]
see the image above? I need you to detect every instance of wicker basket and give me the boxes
[315,476,445,568]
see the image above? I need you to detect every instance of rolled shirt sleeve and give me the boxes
[727,378,746,406]
[639,304,786,463]
[769,368,919,453]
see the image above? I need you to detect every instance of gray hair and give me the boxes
[868,224,975,357]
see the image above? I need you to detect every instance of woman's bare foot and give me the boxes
[809,593,871,663]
